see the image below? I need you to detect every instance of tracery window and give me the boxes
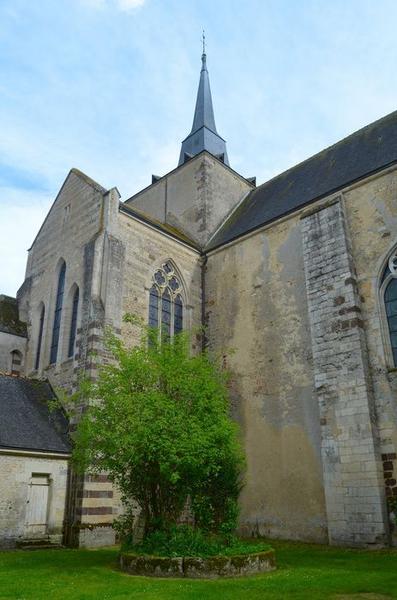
[148,262,184,338]
[382,251,397,367]
[50,261,66,364]
[68,287,79,358]
[35,305,45,370]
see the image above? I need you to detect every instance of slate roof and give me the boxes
[0,295,27,337]
[206,109,397,251]
[0,375,71,454]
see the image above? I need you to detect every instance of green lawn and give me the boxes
[0,539,396,600]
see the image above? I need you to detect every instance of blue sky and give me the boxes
[1,0,397,295]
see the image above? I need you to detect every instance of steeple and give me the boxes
[178,40,229,167]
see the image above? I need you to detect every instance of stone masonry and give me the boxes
[301,199,389,546]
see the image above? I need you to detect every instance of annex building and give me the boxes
[1,50,397,549]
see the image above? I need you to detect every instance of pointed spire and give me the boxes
[178,39,229,167]
[190,49,217,135]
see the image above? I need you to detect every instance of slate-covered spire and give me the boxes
[178,46,229,166]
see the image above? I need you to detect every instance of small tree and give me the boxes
[70,317,244,541]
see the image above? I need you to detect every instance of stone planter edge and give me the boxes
[119,548,276,578]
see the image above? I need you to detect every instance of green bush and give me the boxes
[127,525,271,558]
[69,316,245,541]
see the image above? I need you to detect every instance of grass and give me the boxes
[0,539,396,599]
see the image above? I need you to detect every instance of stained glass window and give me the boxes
[161,288,171,338]
[68,287,79,358]
[385,278,397,366]
[148,263,184,339]
[149,286,159,327]
[154,270,166,285]
[50,262,66,364]
[163,262,173,274]
[174,294,183,334]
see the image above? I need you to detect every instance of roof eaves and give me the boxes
[205,158,397,253]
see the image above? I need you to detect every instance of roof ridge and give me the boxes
[255,109,397,194]
[206,108,397,251]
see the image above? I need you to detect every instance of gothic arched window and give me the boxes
[385,277,397,367]
[50,261,66,364]
[148,262,184,338]
[381,250,397,367]
[68,287,79,358]
[35,305,45,370]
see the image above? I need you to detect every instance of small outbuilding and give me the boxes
[0,375,71,548]
[0,295,27,376]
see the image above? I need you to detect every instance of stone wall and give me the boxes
[0,331,26,374]
[343,169,397,524]
[118,210,202,348]
[301,198,389,546]
[0,452,69,548]
[18,169,105,380]
[205,165,397,546]
[15,169,120,547]
[125,151,252,248]
[205,216,328,542]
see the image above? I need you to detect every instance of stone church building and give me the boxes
[1,50,397,548]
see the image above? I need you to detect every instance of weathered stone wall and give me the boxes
[125,151,252,247]
[343,168,397,534]
[0,453,69,548]
[15,169,122,547]
[205,166,397,546]
[18,169,105,382]
[0,331,26,374]
[118,210,202,347]
[205,217,328,542]
[301,198,388,546]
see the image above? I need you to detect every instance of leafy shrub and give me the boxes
[127,525,271,558]
[69,317,245,540]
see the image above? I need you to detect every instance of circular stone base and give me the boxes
[119,549,276,578]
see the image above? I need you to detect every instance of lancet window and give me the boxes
[68,287,79,358]
[383,251,397,367]
[50,261,66,364]
[35,305,45,370]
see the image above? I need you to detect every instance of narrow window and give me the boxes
[35,305,45,370]
[161,288,171,338]
[174,294,183,334]
[68,287,79,358]
[50,262,66,364]
[148,286,159,328]
[385,278,397,367]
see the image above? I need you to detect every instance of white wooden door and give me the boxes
[25,475,49,537]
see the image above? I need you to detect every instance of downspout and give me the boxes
[201,253,208,351]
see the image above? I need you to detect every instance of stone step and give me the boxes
[17,538,64,551]
[20,544,64,551]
